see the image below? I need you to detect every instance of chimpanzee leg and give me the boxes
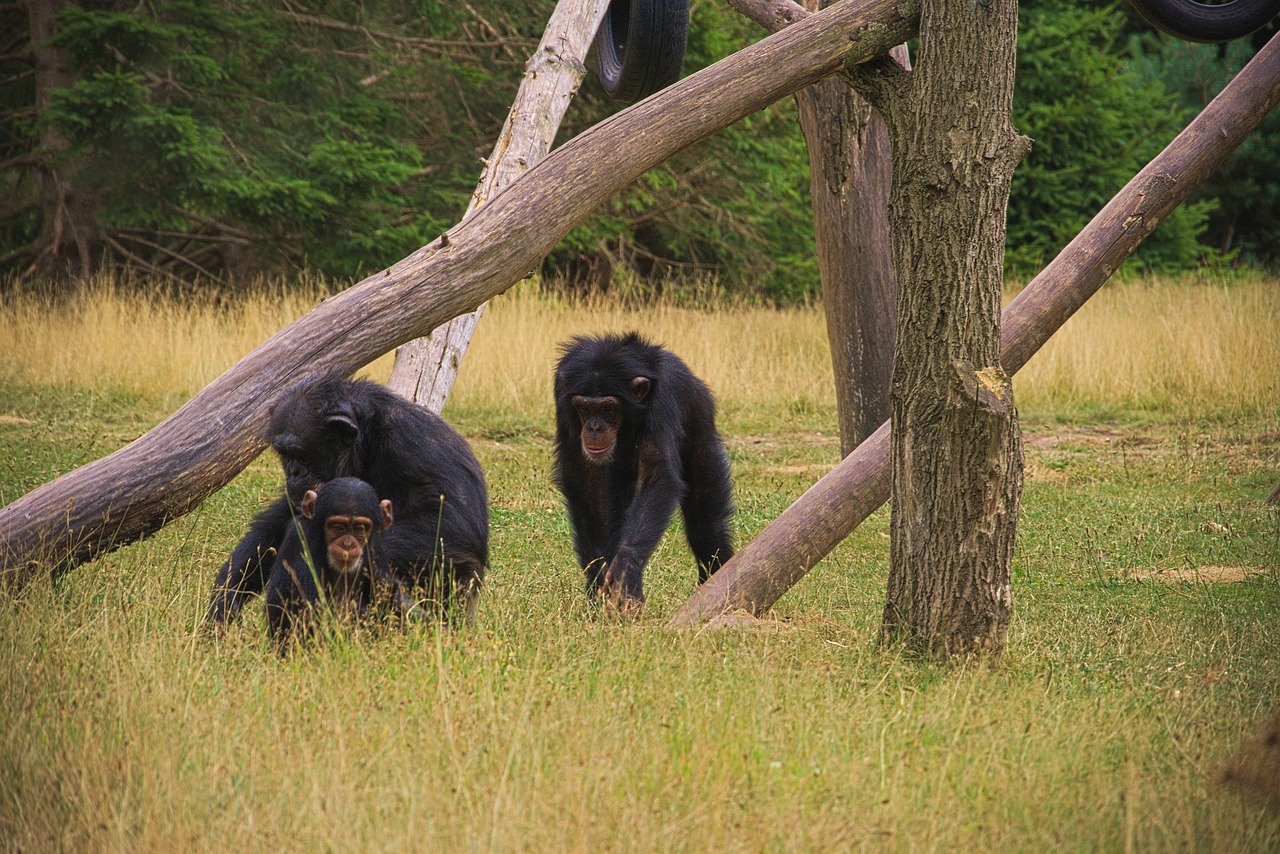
[448,557,486,627]
[682,440,735,582]
[207,497,293,625]
[377,518,484,626]
[560,468,614,594]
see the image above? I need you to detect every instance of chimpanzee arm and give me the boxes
[264,526,323,650]
[606,441,686,601]
[207,496,294,626]
[556,460,613,580]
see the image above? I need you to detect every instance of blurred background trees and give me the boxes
[3,0,1277,299]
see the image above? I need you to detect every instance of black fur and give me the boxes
[264,477,398,648]
[208,374,489,630]
[553,332,734,608]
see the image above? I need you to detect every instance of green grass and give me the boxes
[1,281,1279,851]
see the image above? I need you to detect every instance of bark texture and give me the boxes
[733,0,904,455]
[0,0,920,584]
[794,45,903,453]
[877,0,1029,658]
[386,0,611,412]
[668,26,1280,632]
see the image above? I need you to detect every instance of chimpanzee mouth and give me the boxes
[333,556,363,574]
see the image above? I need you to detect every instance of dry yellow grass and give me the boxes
[1,273,1276,418]
[1012,276,1280,415]
[450,283,833,419]
[2,274,1278,852]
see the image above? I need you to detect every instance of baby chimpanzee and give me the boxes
[264,477,403,648]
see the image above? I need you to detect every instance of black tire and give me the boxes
[592,0,689,103]
[1130,0,1280,42]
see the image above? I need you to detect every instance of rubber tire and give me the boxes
[592,0,689,103]
[1130,0,1280,42]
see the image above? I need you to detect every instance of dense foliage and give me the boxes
[1,0,1276,298]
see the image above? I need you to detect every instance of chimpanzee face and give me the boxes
[299,478,392,576]
[569,376,651,465]
[572,395,622,464]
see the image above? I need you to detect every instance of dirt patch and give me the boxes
[763,463,836,478]
[1023,426,1127,449]
[1126,566,1271,584]
[1024,458,1070,483]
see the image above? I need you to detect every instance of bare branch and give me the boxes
[281,11,531,54]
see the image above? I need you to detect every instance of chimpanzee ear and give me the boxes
[300,490,319,519]
[380,499,394,531]
[324,405,359,439]
[630,376,651,402]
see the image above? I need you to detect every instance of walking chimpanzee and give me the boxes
[553,332,734,613]
[265,477,403,649]
[207,373,489,631]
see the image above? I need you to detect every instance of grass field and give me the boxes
[1,275,1278,851]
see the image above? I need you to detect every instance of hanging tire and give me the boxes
[591,0,689,103]
[1130,0,1280,43]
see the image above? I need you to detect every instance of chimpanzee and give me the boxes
[553,332,734,612]
[264,477,401,647]
[207,373,489,631]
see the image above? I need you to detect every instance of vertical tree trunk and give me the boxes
[669,30,1280,630]
[793,36,907,453]
[23,0,103,282]
[878,0,1030,658]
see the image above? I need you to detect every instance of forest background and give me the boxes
[3,0,1279,301]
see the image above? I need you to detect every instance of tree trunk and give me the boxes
[730,0,903,456]
[667,28,1280,631]
[793,43,905,453]
[387,0,611,412]
[23,0,104,282]
[0,0,920,585]
[866,0,1029,659]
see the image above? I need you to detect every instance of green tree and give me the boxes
[1128,29,1280,267]
[1,0,534,285]
[1007,0,1217,275]
[547,0,819,301]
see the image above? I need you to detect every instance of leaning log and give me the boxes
[668,30,1280,628]
[386,0,611,411]
[0,0,919,585]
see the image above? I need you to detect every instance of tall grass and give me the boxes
[1014,276,1280,416]
[1,274,1278,851]
[1,274,1276,420]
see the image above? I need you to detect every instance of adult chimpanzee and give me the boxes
[265,477,402,648]
[207,373,489,630]
[553,332,734,612]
